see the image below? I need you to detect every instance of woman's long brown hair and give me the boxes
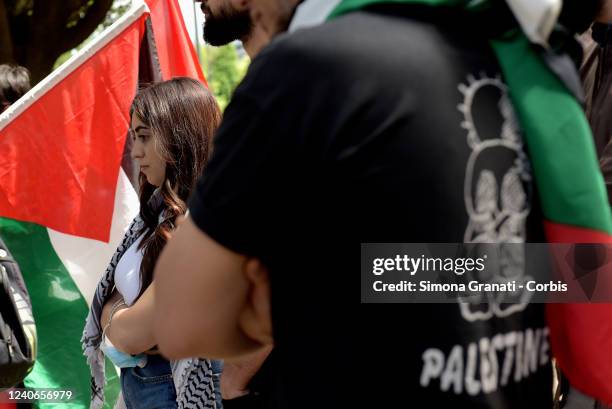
[130,77,221,296]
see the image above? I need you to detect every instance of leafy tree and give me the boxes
[0,0,114,84]
[98,0,130,30]
[203,43,249,110]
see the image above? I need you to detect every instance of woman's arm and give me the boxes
[101,290,125,332]
[105,285,157,355]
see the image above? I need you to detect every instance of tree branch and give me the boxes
[60,0,113,53]
[9,1,115,84]
[0,0,15,62]
[19,0,76,83]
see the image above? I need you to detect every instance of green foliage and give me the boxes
[53,51,72,70]
[201,43,249,111]
[98,0,131,31]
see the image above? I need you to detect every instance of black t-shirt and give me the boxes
[190,7,551,409]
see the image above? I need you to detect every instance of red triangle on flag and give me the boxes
[0,12,148,242]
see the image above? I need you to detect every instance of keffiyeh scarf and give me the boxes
[81,192,216,409]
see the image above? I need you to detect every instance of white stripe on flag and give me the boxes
[288,0,342,32]
[47,169,139,304]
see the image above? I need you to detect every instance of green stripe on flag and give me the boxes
[329,0,612,235]
[490,33,612,234]
[0,217,120,409]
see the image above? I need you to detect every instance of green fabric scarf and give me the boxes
[330,0,612,238]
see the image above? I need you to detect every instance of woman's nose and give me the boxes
[131,140,144,160]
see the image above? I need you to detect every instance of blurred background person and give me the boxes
[0,62,33,409]
[0,64,30,113]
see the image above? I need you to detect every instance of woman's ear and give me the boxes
[237,258,274,347]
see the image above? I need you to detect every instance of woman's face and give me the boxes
[130,114,167,187]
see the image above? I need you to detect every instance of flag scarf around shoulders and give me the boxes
[328,0,612,404]
[330,0,612,241]
[0,0,189,407]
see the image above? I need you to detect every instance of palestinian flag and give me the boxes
[146,0,207,83]
[0,1,205,407]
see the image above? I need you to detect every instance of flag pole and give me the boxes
[193,0,202,66]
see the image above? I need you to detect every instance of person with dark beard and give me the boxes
[198,0,270,57]
[195,2,283,408]
[156,1,612,409]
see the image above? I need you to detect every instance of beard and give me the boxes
[202,5,253,46]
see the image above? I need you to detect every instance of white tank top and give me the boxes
[114,233,145,306]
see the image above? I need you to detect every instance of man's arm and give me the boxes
[221,345,273,399]
[154,216,269,360]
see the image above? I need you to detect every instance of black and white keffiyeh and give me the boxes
[81,193,216,409]
[173,358,216,409]
[82,215,143,409]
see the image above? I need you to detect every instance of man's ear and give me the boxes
[237,258,274,346]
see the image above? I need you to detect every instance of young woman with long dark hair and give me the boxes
[83,77,222,409]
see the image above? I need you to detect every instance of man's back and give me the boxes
[191,6,551,408]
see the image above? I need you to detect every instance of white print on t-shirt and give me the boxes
[457,74,534,322]
[419,327,550,395]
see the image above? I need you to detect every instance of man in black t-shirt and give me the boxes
[152,2,597,408]
[195,1,277,406]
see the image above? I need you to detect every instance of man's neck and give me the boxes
[241,25,271,59]
[241,0,313,59]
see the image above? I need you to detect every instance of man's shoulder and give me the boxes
[260,10,449,65]
[249,8,494,93]
[234,8,498,120]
